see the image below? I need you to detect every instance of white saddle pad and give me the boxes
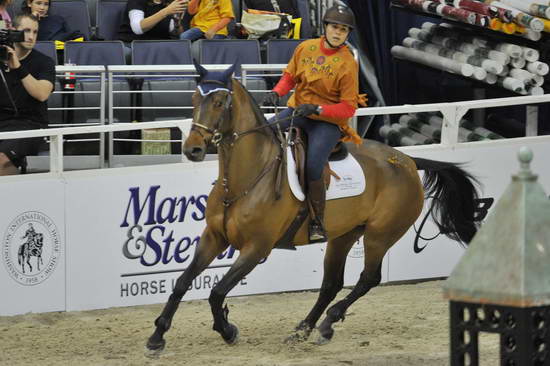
[286,146,366,201]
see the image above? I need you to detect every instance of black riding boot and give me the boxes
[308,178,327,243]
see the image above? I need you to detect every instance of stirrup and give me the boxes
[309,222,327,243]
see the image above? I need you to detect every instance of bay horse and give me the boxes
[146,63,479,351]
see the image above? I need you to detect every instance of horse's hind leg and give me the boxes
[286,226,364,343]
[316,229,407,344]
[209,246,268,344]
[146,229,228,351]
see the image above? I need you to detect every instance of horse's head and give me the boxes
[183,61,237,161]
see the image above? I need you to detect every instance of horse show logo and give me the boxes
[2,211,61,286]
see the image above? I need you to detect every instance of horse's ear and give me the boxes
[222,63,238,80]
[193,58,208,80]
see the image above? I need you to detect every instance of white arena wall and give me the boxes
[1,134,549,316]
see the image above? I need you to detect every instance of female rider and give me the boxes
[264,4,365,243]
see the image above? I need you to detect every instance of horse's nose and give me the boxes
[185,146,205,161]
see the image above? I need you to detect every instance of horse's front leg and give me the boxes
[209,246,268,344]
[146,228,228,352]
[286,227,363,343]
[26,255,32,272]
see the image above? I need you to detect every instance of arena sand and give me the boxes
[0,280,499,366]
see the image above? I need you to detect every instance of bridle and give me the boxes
[189,80,294,241]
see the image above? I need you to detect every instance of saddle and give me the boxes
[273,127,350,250]
[289,127,348,192]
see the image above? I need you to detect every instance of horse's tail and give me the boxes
[413,157,480,245]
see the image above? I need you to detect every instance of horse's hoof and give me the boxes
[317,320,334,344]
[284,327,312,344]
[222,323,239,345]
[315,334,332,346]
[145,336,166,353]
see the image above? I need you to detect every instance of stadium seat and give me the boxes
[265,39,301,64]
[196,39,266,104]
[49,0,92,40]
[131,40,196,124]
[131,39,193,65]
[64,41,125,65]
[34,41,58,64]
[96,0,127,41]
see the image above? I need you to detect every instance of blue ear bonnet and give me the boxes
[193,60,237,96]
[197,70,232,96]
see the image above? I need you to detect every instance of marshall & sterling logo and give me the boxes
[2,211,61,286]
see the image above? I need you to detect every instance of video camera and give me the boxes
[0,29,25,62]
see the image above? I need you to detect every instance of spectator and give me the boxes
[179,0,234,41]
[117,0,188,43]
[0,13,55,175]
[21,0,81,41]
[0,0,13,29]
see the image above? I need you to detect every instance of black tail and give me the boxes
[413,157,480,245]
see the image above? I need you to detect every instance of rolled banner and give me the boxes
[509,67,539,86]
[398,114,442,140]
[521,47,539,62]
[454,0,514,22]
[495,0,550,19]
[391,123,435,144]
[497,64,509,76]
[526,61,550,75]
[498,76,526,93]
[533,74,545,86]
[510,57,526,69]
[402,37,488,78]
[379,125,423,146]
[485,73,498,84]
[392,45,475,76]
[460,119,504,139]
[528,86,544,95]
[416,24,510,64]
[485,1,545,31]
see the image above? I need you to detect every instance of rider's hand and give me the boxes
[295,103,320,117]
[262,91,279,106]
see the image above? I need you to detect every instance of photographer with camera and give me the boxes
[0,13,55,175]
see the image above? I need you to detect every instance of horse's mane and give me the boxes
[231,79,270,127]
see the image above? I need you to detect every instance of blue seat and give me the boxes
[197,39,266,104]
[49,0,92,40]
[64,41,125,65]
[131,40,193,65]
[265,39,301,64]
[131,40,196,122]
[34,41,58,64]
[96,0,127,40]
[197,39,261,76]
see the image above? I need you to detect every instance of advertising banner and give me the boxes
[0,177,65,316]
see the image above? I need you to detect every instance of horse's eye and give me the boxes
[214,101,223,108]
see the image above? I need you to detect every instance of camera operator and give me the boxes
[0,13,55,175]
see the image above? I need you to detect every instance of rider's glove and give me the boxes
[262,91,280,106]
[295,103,321,117]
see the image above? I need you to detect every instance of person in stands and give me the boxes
[21,0,81,41]
[263,4,366,243]
[179,0,234,41]
[0,0,13,29]
[118,0,188,43]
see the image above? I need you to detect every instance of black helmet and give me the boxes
[323,4,356,30]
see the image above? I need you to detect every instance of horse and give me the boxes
[18,233,44,273]
[146,63,480,351]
